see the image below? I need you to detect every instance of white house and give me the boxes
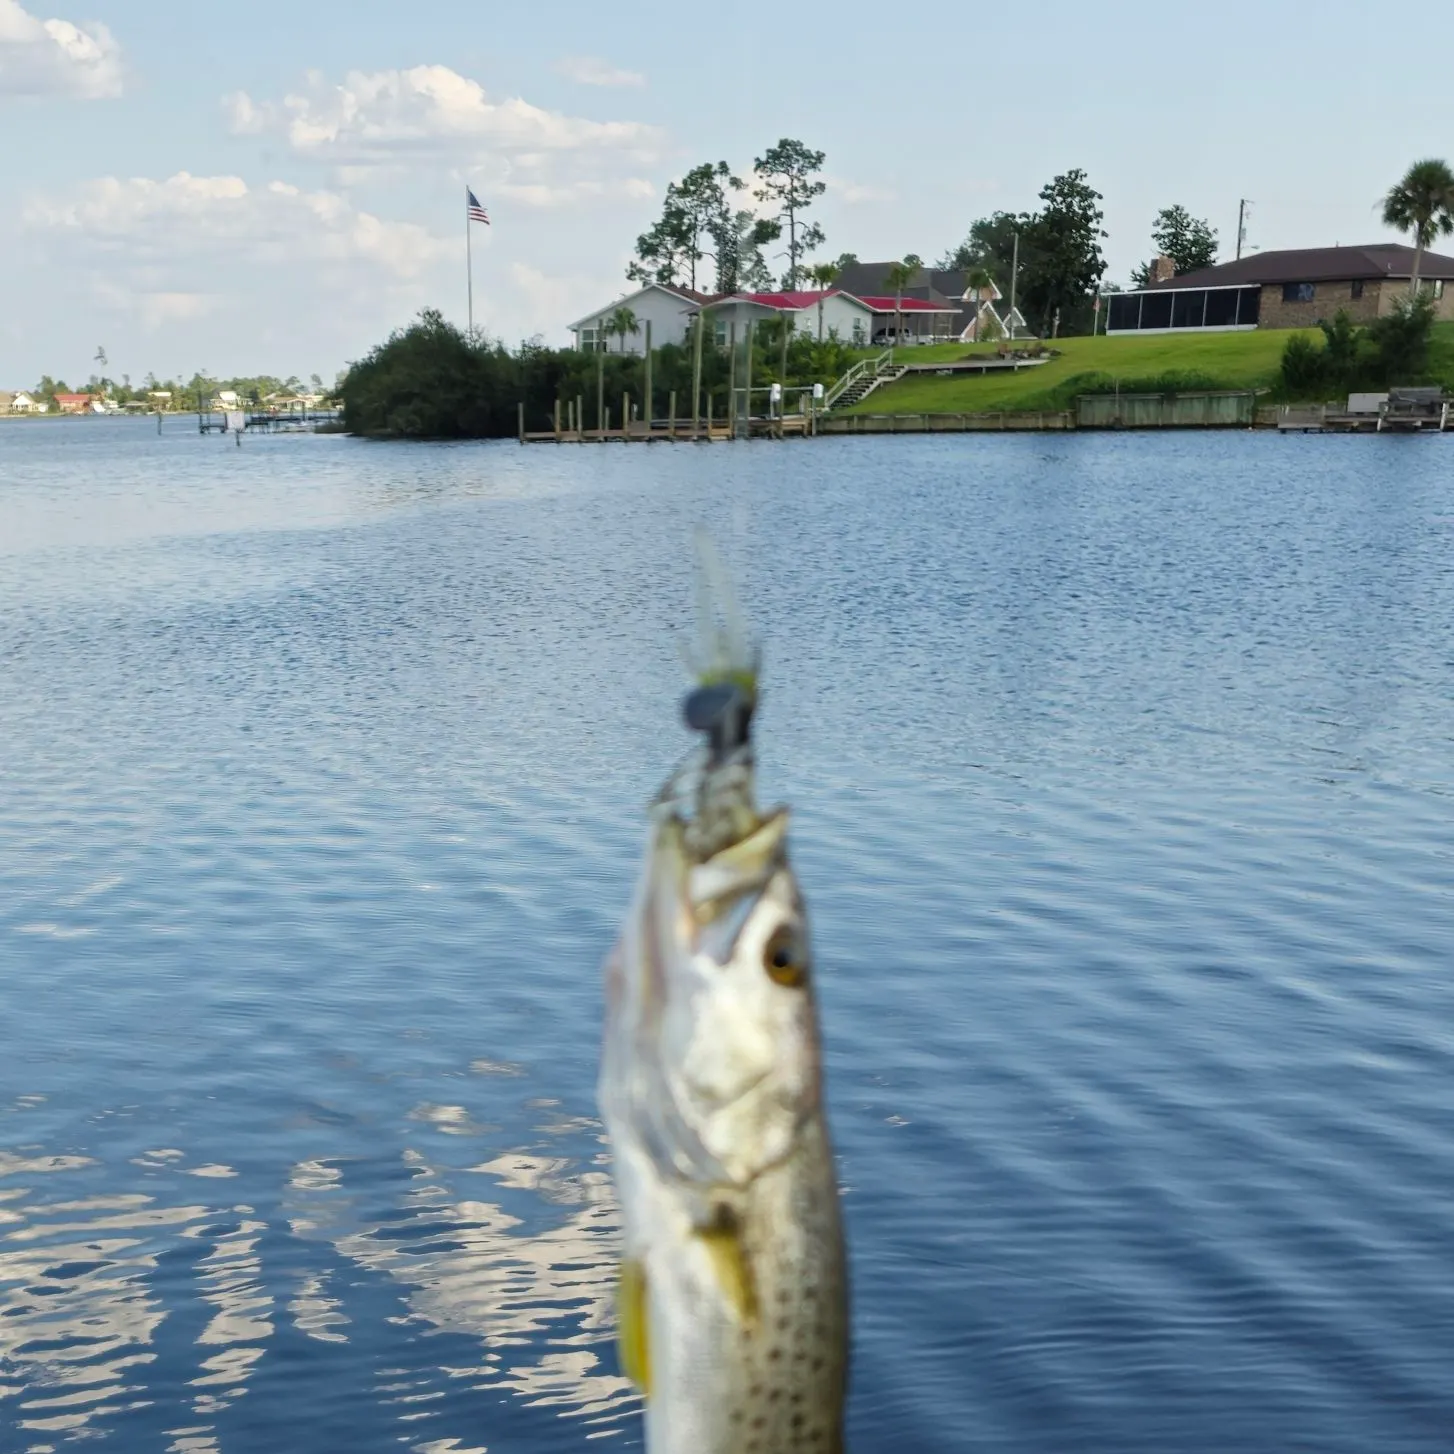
[704,290,877,346]
[568,282,964,352]
[705,289,961,346]
[9,392,43,413]
[567,282,711,354]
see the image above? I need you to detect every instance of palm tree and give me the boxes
[606,305,640,354]
[1382,159,1454,300]
[882,258,917,350]
[807,261,841,341]
[963,266,994,341]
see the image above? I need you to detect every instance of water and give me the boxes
[2,416,1453,1454]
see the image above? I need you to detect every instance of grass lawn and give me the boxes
[845,330,1316,414]
[847,323,1454,413]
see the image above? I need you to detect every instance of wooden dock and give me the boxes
[520,412,816,444]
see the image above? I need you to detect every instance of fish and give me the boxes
[599,543,849,1454]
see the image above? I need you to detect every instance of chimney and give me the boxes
[1150,254,1176,284]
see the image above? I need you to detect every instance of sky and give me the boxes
[1,0,1449,387]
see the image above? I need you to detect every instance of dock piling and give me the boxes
[643,321,653,439]
[668,390,676,439]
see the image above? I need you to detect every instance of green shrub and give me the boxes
[1366,296,1436,383]
[340,309,857,438]
[1279,333,1327,395]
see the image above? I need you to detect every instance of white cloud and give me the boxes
[226,65,660,161]
[553,55,645,88]
[499,176,654,209]
[11,170,463,370]
[24,171,448,282]
[828,176,896,206]
[0,0,121,99]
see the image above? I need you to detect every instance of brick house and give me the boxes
[1108,244,1454,334]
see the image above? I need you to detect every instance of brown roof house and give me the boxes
[1107,244,1454,334]
[834,262,1025,341]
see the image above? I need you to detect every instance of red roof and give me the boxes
[721,289,959,315]
[53,394,94,404]
[735,289,848,310]
[853,295,958,313]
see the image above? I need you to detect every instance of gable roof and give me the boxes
[566,281,718,331]
[1147,243,1454,289]
[717,289,958,315]
[835,262,971,303]
[853,295,960,313]
[725,288,871,312]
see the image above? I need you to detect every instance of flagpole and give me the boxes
[466,184,474,337]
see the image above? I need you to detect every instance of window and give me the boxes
[1434,280,1446,300]
[714,321,728,346]
[1204,288,1241,326]
[1350,279,1364,300]
[578,326,600,351]
[1140,292,1173,329]
[1108,294,1142,331]
[1171,290,1207,329]
[1282,282,1316,303]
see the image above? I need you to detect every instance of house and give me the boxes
[834,262,1019,341]
[702,289,876,346]
[1108,243,1454,334]
[9,392,43,413]
[53,392,96,414]
[0,391,14,413]
[568,281,716,354]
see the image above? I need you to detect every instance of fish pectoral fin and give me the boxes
[617,1258,651,1398]
[694,1207,759,1327]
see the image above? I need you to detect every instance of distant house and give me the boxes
[568,282,716,354]
[568,273,983,352]
[0,391,14,413]
[834,262,1022,341]
[702,288,961,346]
[9,392,43,413]
[53,393,96,414]
[1108,243,1454,334]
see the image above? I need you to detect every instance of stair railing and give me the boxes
[824,349,896,410]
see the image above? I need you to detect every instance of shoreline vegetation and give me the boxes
[335,311,1454,441]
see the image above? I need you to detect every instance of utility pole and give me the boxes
[1236,199,1252,260]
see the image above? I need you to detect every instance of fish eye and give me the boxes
[763,925,808,988]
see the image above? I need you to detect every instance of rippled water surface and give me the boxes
[3,416,1453,1453]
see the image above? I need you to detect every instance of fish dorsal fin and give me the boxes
[617,1258,651,1398]
[694,1205,759,1327]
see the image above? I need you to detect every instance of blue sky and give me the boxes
[1,0,1449,386]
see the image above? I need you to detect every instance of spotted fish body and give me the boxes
[599,623,848,1454]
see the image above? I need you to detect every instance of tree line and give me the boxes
[23,367,334,411]
[340,308,859,439]
[630,138,829,294]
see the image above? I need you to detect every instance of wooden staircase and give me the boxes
[824,350,906,411]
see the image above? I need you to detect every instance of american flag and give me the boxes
[467,189,490,225]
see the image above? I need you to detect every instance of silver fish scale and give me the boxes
[644,1119,848,1454]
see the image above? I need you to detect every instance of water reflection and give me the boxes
[1,1116,631,1446]
[286,1142,634,1432]
[0,1155,197,1440]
